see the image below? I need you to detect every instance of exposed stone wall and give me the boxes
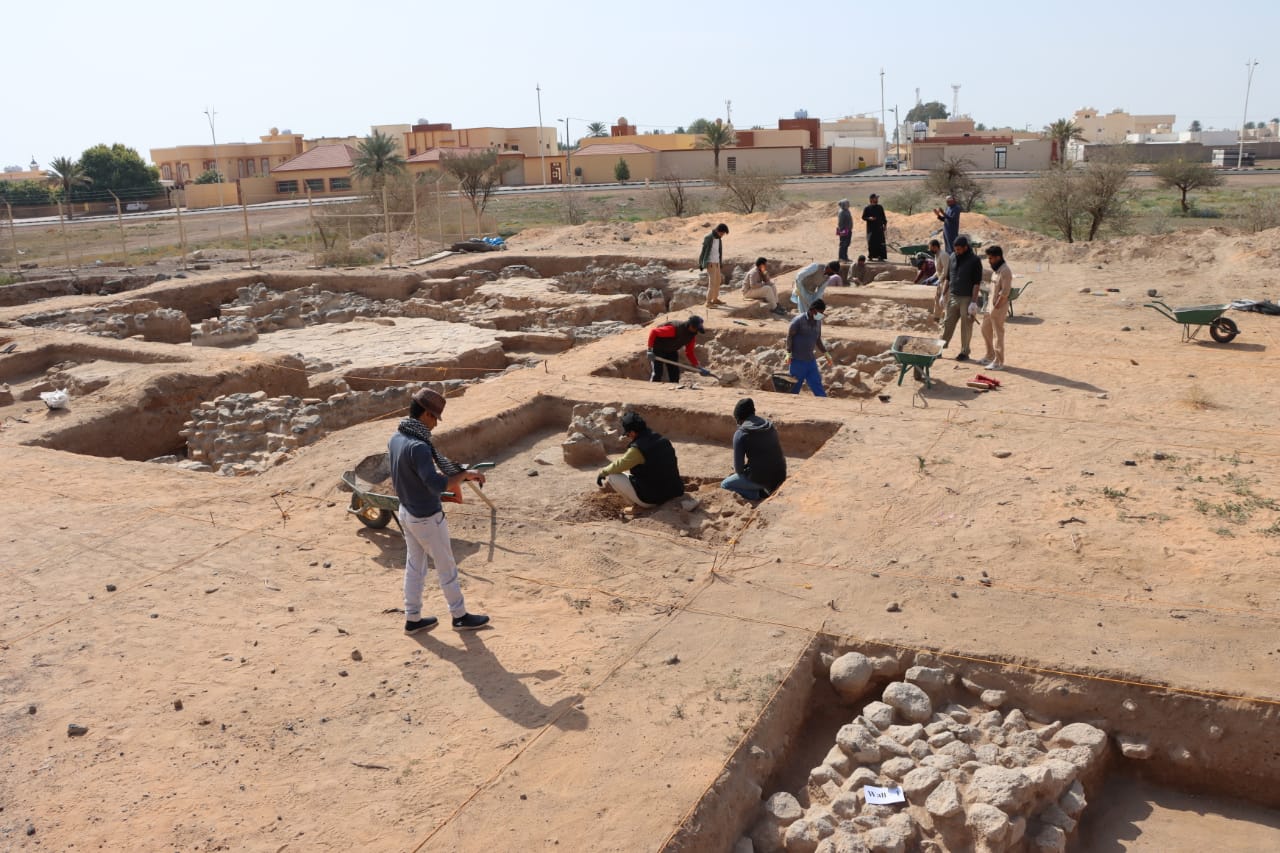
[178,387,409,475]
[18,301,192,343]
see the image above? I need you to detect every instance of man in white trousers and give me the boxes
[387,386,490,634]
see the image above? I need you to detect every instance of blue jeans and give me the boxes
[789,358,827,397]
[721,473,768,501]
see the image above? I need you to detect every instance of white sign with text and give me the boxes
[862,785,906,805]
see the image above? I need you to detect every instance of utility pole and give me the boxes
[1238,59,1259,171]
[560,118,573,185]
[894,106,901,170]
[536,83,547,185]
[204,106,225,208]
[725,99,732,126]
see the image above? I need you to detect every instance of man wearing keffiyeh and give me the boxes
[387,386,490,634]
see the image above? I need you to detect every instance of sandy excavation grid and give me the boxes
[1,241,1279,852]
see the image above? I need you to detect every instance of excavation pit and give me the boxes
[667,637,1280,852]
[591,327,904,397]
[337,395,841,546]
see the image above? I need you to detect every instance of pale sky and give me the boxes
[5,0,1276,169]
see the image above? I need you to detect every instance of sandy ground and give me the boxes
[2,199,1280,851]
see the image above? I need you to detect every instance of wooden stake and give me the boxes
[109,191,127,265]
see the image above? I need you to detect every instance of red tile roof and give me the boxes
[273,144,359,172]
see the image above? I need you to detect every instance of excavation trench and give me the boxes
[664,636,1280,852]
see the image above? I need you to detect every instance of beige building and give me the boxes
[150,129,305,186]
[0,158,46,183]
[1073,108,1175,144]
[403,122,555,159]
[910,136,1053,171]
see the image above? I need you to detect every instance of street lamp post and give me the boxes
[559,118,573,185]
[1237,59,1259,171]
[204,106,225,207]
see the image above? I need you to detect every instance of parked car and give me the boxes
[884,156,899,170]
[125,202,149,211]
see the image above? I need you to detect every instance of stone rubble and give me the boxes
[744,665,1110,853]
[174,387,410,475]
[561,404,632,467]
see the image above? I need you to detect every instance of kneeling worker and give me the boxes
[595,411,685,508]
[721,397,787,501]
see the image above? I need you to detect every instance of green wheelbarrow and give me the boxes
[1143,301,1240,343]
[339,453,495,532]
[891,335,946,388]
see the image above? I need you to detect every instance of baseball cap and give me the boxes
[687,315,706,333]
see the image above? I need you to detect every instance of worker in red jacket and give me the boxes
[646,315,709,382]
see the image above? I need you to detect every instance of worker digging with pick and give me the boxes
[647,315,710,383]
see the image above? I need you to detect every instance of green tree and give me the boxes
[1045,118,1086,164]
[687,118,714,135]
[906,101,949,124]
[79,143,161,195]
[47,156,92,217]
[193,169,223,184]
[0,179,54,206]
[1189,120,1202,132]
[350,130,406,189]
[697,120,737,173]
[613,158,631,182]
[1153,158,1224,213]
[1244,121,1257,130]
[586,121,609,137]
[441,149,506,223]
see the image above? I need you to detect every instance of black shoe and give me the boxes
[404,617,438,635]
[452,613,490,630]
[955,352,970,362]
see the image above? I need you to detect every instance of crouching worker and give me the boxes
[388,387,489,634]
[595,411,684,508]
[647,315,708,382]
[721,398,787,501]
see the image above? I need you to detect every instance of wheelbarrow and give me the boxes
[338,453,494,531]
[1006,280,1033,317]
[1143,301,1239,343]
[891,335,946,388]
[896,243,931,259]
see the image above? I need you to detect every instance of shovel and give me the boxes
[651,354,721,381]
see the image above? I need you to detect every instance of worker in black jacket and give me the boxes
[940,235,984,361]
[721,398,786,501]
[595,412,685,507]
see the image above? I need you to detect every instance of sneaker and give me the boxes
[980,358,995,368]
[404,617,438,635]
[452,613,490,631]
[987,363,1004,371]
[955,352,970,362]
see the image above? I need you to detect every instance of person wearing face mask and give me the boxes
[785,297,833,397]
[979,245,1013,370]
[940,235,984,362]
[792,260,843,314]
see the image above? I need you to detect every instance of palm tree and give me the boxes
[48,156,92,219]
[350,130,406,189]
[586,121,609,138]
[698,120,737,173]
[1045,118,1086,165]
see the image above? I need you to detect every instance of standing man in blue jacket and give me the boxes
[388,387,490,634]
[934,195,961,253]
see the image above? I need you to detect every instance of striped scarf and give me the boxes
[397,418,464,476]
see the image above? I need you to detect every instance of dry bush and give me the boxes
[1184,384,1219,410]
[717,169,784,214]
[658,173,693,217]
[562,189,586,225]
[1236,191,1280,233]
[886,185,929,215]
